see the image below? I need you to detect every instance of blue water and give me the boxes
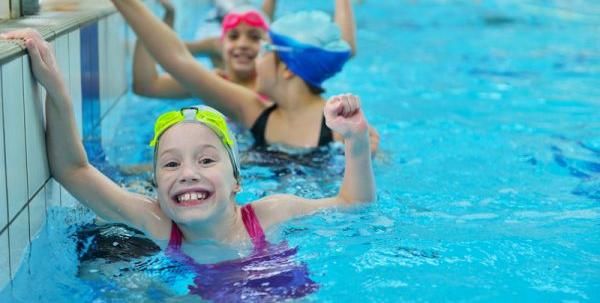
[2,0,600,302]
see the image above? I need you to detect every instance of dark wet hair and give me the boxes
[274,54,325,95]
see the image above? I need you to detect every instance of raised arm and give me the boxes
[133,0,191,99]
[1,29,170,239]
[335,0,357,56]
[262,0,277,21]
[185,37,221,57]
[111,0,263,127]
[254,94,376,227]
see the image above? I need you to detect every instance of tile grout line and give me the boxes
[0,177,50,237]
[1,60,12,279]
[20,56,32,247]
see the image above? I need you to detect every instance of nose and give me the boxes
[178,163,200,184]
[236,34,252,48]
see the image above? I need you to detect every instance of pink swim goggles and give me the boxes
[221,11,269,36]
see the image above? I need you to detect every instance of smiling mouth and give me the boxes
[232,52,255,63]
[174,191,212,206]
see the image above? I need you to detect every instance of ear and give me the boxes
[278,61,295,80]
[233,182,242,193]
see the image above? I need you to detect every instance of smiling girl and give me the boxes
[2,27,375,300]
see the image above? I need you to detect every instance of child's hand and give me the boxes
[324,94,368,140]
[1,29,62,91]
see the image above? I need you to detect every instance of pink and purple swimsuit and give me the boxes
[166,204,318,302]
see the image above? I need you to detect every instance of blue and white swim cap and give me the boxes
[269,11,351,90]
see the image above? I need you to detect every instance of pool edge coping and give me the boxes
[0,2,116,65]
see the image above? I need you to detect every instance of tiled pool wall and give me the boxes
[0,11,128,289]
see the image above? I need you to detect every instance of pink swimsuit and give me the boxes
[165,204,318,302]
[167,204,266,252]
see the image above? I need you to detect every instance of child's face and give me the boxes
[254,44,279,96]
[222,23,264,77]
[154,123,238,225]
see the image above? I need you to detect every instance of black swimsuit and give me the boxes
[250,105,333,147]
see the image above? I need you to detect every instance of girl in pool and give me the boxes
[118,0,379,152]
[3,28,374,300]
[133,0,279,96]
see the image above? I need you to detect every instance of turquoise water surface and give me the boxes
[2,0,599,302]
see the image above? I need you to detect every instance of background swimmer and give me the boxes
[133,0,276,97]
[117,0,380,151]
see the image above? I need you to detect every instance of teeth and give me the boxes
[176,192,208,202]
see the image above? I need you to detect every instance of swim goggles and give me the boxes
[150,106,240,180]
[149,106,234,148]
[221,11,269,34]
[259,40,293,57]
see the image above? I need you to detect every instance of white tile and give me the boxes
[60,186,79,208]
[45,178,61,208]
[68,30,83,137]
[52,35,71,96]
[0,0,10,19]
[100,15,128,148]
[8,209,29,280]
[0,68,7,230]
[1,58,28,221]
[0,231,9,290]
[28,187,45,241]
[23,54,50,200]
[38,84,46,125]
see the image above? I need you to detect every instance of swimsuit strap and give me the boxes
[241,204,267,248]
[318,114,333,146]
[167,205,266,252]
[251,104,333,147]
[167,222,183,252]
[250,104,278,147]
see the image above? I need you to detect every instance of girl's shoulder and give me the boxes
[130,193,172,242]
[247,194,306,230]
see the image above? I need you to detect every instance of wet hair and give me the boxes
[308,84,325,95]
[274,54,325,95]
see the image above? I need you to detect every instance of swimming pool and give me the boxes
[2,0,599,301]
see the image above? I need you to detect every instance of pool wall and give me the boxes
[0,2,128,289]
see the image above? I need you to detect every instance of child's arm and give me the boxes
[1,29,170,239]
[133,0,191,99]
[111,0,263,127]
[334,122,380,153]
[253,94,376,227]
[262,0,277,21]
[185,37,221,57]
[335,0,357,57]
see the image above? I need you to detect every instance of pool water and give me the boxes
[2,0,600,302]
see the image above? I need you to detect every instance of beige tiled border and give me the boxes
[2,57,28,222]
[28,186,46,242]
[0,230,9,290]
[0,0,126,290]
[8,203,29,280]
[0,1,116,64]
[0,63,6,231]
